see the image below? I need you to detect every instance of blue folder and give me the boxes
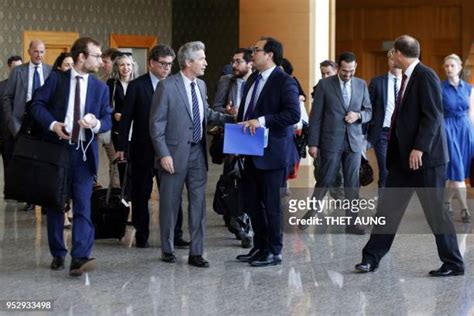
[223,123,265,156]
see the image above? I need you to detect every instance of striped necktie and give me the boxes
[190,82,201,143]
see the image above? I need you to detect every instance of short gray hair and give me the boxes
[177,41,205,70]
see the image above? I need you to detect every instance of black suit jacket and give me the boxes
[117,73,155,164]
[0,79,8,141]
[107,78,126,134]
[367,74,388,145]
[387,62,449,171]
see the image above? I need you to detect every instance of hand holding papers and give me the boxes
[223,123,265,156]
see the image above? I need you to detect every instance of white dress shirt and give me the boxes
[26,61,45,102]
[180,71,204,141]
[401,59,420,99]
[383,72,402,128]
[50,68,101,140]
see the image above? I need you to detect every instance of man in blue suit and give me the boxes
[31,37,112,277]
[236,37,300,267]
[367,49,402,188]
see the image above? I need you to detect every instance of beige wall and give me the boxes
[240,0,312,101]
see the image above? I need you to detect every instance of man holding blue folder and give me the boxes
[236,37,300,267]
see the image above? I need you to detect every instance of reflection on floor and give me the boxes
[0,153,473,315]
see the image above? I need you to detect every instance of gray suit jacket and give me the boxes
[308,75,372,153]
[2,63,52,136]
[213,74,239,112]
[150,72,233,173]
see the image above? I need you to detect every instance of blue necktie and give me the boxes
[32,66,40,94]
[190,82,201,143]
[244,74,262,121]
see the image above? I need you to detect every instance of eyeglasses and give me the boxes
[251,46,265,54]
[231,59,246,65]
[88,53,102,60]
[154,60,173,68]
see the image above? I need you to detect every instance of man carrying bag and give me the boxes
[29,37,112,277]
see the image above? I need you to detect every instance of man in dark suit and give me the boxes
[303,52,372,234]
[0,55,22,178]
[150,41,233,268]
[235,37,300,267]
[31,37,112,277]
[367,49,402,188]
[3,41,52,211]
[214,48,253,114]
[355,35,464,277]
[117,44,189,249]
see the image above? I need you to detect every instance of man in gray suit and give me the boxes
[214,48,253,114]
[302,52,372,234]
[150,41,233,268]
[2,40,52,211]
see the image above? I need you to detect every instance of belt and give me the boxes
[382,127,390,132]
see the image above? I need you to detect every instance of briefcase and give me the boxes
[4,135,70,209]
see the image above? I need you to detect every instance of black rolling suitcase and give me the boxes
[91,160,129,240]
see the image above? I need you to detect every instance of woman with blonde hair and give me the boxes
[106,52,137,192]
[442,53,474,222]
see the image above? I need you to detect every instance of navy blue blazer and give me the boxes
[30,70,112,174]
[237,67,300,170]
[367,74,388,145]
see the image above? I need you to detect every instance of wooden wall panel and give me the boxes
[336,4,463,82]
[240,0,311,102]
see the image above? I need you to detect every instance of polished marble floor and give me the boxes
[0,150,473,315]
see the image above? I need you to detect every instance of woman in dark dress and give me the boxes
[106,52,137,192]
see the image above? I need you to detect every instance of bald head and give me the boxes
[393,35,420,58]
[28,40,45,65]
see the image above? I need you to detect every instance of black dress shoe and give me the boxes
[345,225,366,235]
[188,255,209,268]
[69,258,96,277]
[50,257,65,271]
[354,262,377,273]
[250,251,282,267]
[162,252,176,263]
[236,248,261,262]
[136,242,150,248]
[174,238,190,248]
[429,266,464,277]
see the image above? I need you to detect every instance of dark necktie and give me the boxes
[32,66,40,94]
[389,74,408,138]
[240,80,246,101]
[190,82,201,143]
[71,76,82,142]
[244,74,262,121]
[393,77,399,101]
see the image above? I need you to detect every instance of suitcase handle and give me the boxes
[106,159,129,206]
